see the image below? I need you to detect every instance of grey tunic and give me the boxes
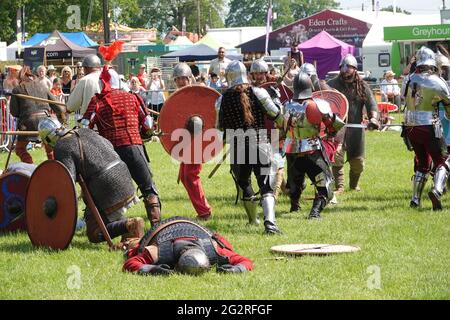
[9,81,61,142]
[327,76,377,159]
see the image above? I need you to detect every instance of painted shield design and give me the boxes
[0,172,29,232]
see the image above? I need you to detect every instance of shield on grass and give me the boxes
[271,244,361,256]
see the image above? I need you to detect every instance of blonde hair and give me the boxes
[61,66,73,79]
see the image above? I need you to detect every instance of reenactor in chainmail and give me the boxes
[38,118,144,244]
[216,61,283,234]
[123,216,253,275]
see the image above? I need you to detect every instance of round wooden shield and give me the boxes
[0,172,29,232]
[378,102,398,113]
[26,160,77,250]
[271,244,361,256]
[312,90,349,121]
[260,82,293,105]
[159,85,223,163]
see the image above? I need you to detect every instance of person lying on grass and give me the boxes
[122,216,253,275]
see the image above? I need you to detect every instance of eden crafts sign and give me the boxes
[384,24,450,41]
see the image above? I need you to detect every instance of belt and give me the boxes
[103,194,135,215]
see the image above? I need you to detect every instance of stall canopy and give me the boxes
[23,31,97,47]
[299,31,355,79]
[161,43,242,61]
[28,30,96,59]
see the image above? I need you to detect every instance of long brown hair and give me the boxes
[341,72,367,102]
[18,66,35,83]
[235,84,254,125]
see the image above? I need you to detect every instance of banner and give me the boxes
[265,1,273,55]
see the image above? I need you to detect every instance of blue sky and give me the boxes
[338,0,443,14]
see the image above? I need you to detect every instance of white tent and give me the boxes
[6,41,28,61]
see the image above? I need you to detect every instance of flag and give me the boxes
[265,1,273,55]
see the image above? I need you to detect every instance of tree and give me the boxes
[132,0,225,37]
[290,0,340,19]
[0,0,140,44]
[381,5,411,15]
[225,0,340,29]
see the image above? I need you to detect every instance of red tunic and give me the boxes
[123,233,253,273]
[83,89,147,147]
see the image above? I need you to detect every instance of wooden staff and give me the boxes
[0,131,39,136]
[77,174,114,248]
[208,147,230,179]
[12,93,66,107]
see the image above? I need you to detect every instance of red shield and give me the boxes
[0,172,29,232]
[260,82,293,105]
[158,86,223,163]
[26,160,77,250]
[312,90,349,121]
[378,102,398,113]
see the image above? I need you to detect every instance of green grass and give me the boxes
[0,128,449,300]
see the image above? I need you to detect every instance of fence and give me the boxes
[0,97,16,152]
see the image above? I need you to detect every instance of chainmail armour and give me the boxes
[219,87,266,130]
[54,128,135,213]
[138,216,227,267]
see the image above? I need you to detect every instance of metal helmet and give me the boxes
[38,118,68,148]
[176,248,210,275]
[436,51,450,69]
[293,72,313,100]
[250,59,269,73]
[82,54,101,68]
[225,60,249,87]
[339,54,358,69]
[173,63,192,79]
[416,46,436,67]
[299,63,317,77]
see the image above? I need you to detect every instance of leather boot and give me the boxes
[428,166,448,211]
[308,197,326,219]
[410,171,428,208]
[289,195,300,212]
[332,165,344,194]
[143,194,161,227]
[243,196,260,225]
[261,194,281,234]
[349,172,361,191]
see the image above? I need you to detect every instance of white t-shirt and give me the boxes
[149,79,165,105]
[66,70,101,114]
[380,79,400,96]
[209,57,231,83]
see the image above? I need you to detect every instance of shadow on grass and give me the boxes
[0,232,107,253]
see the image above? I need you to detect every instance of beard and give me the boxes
[341,72,355,82]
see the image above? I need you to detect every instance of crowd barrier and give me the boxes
[0,97,16,152]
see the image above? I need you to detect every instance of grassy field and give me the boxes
[0,127,449,300]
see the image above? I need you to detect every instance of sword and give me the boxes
[344,123,402,129]
[11,93,66,107]
[0,131,39,136]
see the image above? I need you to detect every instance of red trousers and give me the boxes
[15,141,54,164]
[407,126,448,173]
[179,163,211,217]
